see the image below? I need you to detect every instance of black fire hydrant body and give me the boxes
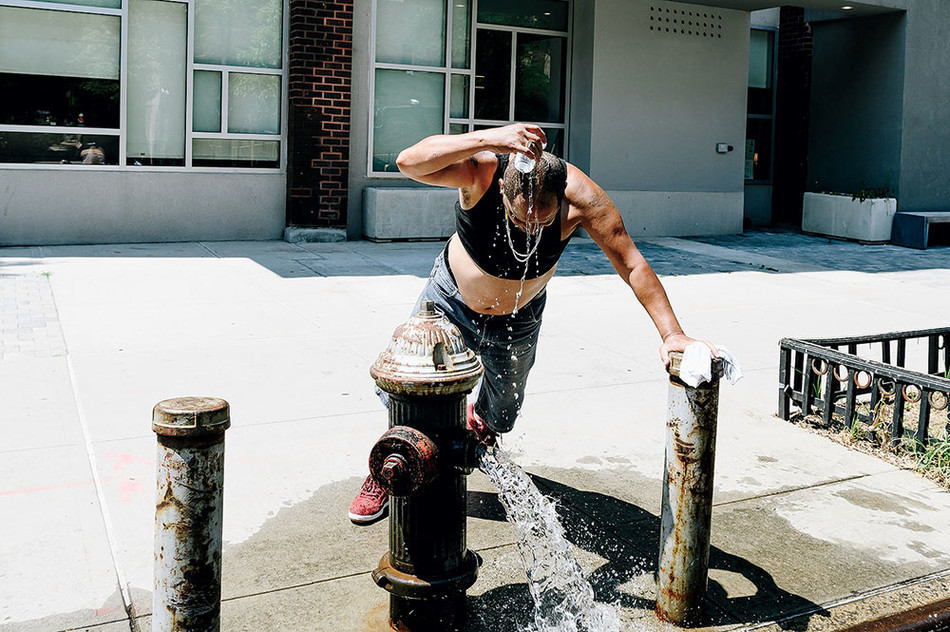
[369,301,484,631]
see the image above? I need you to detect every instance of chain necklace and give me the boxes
[504,211,543,263]
[503,175,543,263]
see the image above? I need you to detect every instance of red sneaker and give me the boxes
[467,403,497,446]
[348,475,389,525]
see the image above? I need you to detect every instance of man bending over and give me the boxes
[349,123,710,524]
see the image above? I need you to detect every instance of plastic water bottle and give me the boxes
[513,153,535,174]
[513,140,546,174]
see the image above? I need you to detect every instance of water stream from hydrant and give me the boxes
[479,446,621,632]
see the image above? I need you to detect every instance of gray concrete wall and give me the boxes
[897,0,950,211]
[347,0,383,240]
[587,0,748,235]
[807,12,906,198]
[750,8,780,28]
[590,0,749,191]
[0,170,286,246]
[607,191,743,236]
[567,0,595,175]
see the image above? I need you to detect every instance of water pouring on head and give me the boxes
[501,151,565,236]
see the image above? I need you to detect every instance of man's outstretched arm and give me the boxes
[566,164,713,365]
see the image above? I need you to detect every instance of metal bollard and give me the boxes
[153,396,230,632]
[656,352,723,626]
[369,300,484,632]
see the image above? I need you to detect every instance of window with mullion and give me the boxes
[190,0,284,168]
[0,5,121,164]
[370,0,568,173]
[371,0,466,173]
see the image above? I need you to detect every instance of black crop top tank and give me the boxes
[455,154,573,280]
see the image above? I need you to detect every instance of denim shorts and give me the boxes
[411,247,546,434]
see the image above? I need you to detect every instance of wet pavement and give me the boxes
[1,229,949,631]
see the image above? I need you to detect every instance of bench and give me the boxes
[890,211,950,249]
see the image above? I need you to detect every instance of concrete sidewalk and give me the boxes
[1,230,949,632]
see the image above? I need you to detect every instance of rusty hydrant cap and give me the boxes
[371,301,482,395]
[152,396,231,437]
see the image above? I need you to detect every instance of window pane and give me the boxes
[127,0,187,164]
[1,74,118,128]
[376,0,445,66]
[0,132,117,164]
[374,68,444,172]
[540,127,562,156]
[748,30,774,116]
[474,29,510,121]
[193,71,222,132]
[748,30,773,89]
[449,123,469,135]
[745,118,772,181]
[450,74,469,118]
[228,73,280,134]
[515,34,566,123]
[452,0,471,69]
[193,138,279,167]
[195,0,282,68]
[477,0,568,31]
[23,0,120,8]
[0,7,119,79]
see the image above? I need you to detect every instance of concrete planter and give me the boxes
[802,192,897,243]
[363,187,458,241]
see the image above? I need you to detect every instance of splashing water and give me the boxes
[479,446,621,632]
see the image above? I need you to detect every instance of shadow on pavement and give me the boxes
[465,474,831,631]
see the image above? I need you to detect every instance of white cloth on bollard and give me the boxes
[678,343,743,387]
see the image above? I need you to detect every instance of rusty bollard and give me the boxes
[656,352,723,626]
[153,397,230,632]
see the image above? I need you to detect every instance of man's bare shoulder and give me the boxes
[469,151,499,170]
[459,151,500,209]
[564,162,609,214]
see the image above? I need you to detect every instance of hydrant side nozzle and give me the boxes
[380,454,408,484]
[369,426,440,496]
[448,433,487,474]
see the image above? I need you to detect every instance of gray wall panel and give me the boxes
[589,0,750,193]
[0,171,285,245]
[807,13,905,197]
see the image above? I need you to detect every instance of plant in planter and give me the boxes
[802,185,897,244]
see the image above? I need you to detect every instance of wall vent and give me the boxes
[648,3,723,39]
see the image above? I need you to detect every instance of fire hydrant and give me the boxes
[368,300,485,632]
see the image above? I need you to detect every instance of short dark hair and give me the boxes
[503,152,567,211]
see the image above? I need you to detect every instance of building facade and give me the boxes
[1,0,947,245]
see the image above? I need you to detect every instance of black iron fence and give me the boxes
[779,328,950,449]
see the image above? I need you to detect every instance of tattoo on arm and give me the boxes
[587,191,607,211]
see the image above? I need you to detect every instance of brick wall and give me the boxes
[286,0,353,228]
[771,7,813,225]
